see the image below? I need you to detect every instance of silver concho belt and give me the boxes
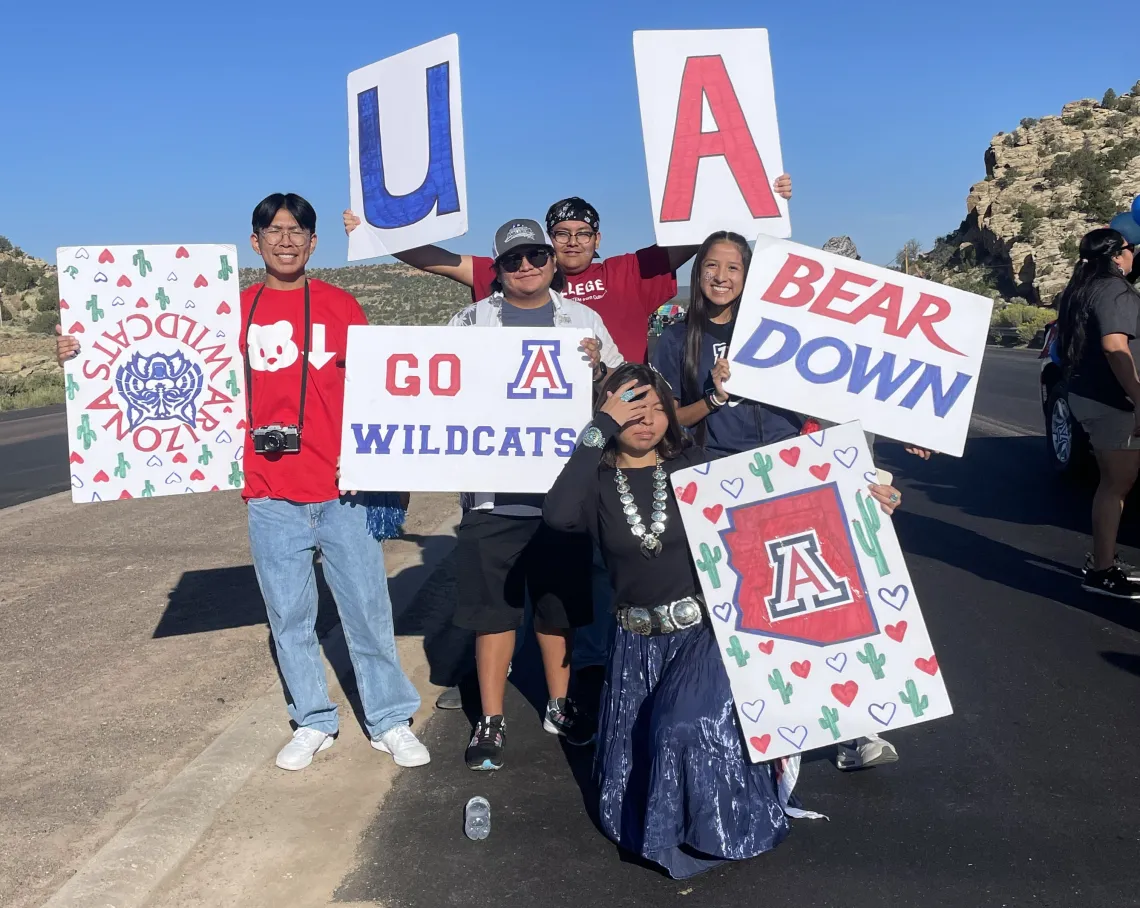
[616,596,704,636]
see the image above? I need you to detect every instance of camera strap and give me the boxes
[243,279,312,436]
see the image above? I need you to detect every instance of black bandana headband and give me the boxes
[546,197,600,233]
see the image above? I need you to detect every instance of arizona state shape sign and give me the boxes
[633,28,791,246]
[673,421,952,762]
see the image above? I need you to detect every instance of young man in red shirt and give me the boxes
[58,195,431,771]
[342,173,790,365]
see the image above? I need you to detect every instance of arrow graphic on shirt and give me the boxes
[309,324,335,369]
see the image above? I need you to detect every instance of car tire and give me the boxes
[1044,381,1088,475]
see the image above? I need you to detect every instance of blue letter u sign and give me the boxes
[357,61,461,229]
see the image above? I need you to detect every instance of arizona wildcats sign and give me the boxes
[338,326,592,493]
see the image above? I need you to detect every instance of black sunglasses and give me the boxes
[1124,243,1137,253]
[498,248,552,272]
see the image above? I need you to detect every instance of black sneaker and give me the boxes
[465,715,506,771]
[1082,553,1140,581]
[1082,565,1140,599]
[543,698,595,746]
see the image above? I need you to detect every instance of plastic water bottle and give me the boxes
[465,796,491,840]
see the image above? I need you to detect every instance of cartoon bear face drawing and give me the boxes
[247,321,299,372]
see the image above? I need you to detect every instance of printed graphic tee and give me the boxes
[239,279,366,502]
[471,247,677,364]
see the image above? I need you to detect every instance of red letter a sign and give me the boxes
[660,55,778,223]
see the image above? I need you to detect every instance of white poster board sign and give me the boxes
[633,28,790,248]
[347,34,468,261]
[673,421,952,762]
[725,236,993,456]
[58,244,245,503]
[339,326,592,492]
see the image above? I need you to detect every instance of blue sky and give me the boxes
[3,1,1136,271]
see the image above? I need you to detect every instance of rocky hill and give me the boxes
[919,82,1140,306]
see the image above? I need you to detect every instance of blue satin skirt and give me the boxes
[594,621,789,879]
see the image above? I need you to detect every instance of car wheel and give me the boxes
[1045,381,1087,474]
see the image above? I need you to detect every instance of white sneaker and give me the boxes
[275,727,334,771]
[371,724,431,767]
[836,733,898,771]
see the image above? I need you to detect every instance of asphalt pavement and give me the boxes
[0,405,68,509]
[336,347,1140,908]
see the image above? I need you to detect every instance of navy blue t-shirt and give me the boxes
[651,318,801,458]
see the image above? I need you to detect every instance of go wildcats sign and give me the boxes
[338,326,592,493]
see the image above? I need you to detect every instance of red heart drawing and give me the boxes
[758,639,774,655]
[674,482,697,505]
[135,297,148,308]
[118,490,132,500]
[172,453,188,464]
[831,680,859,707]
[93,470,110,483]
[210,485,220,491]
[190,469,205,481]
[885,621,908,642]
[68,322,85,334]
[223,406,233,414]
[809,463,831,481]
[217,301,231,315]
[194,274,208,288]
[703,504,724,524]
[59,299,69,310]
[237,420,248,430]
[98,249,115,264]
[791,660,812,679]
[69,452,84,465]
[117,275,132,287]
[915,656,939,676]
[779,447,801,467]
[175,246,190,258]
[749,734,771,754]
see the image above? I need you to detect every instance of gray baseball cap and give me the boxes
[822,236,861,260]
[492,219,553,261]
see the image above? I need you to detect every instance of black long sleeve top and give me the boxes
[543,413,715,610]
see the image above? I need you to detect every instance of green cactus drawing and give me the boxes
[132,249,153,278]
[856,642,887,680]
[225,370,240,397]
[113,452,131,480]
[899,679,928,717]
[64,265,79,279]
[141,480,155,498]
[198,445,214,466]
[818,705,841,741]
[85,294,104,323]
[853,490,888,576]
[696,542,723,589]
[725,636,750,668]
[218,254,233,281]
[228,461,243,489]
[768,668,793,705]
[748,452,775,492]
[76,415,97,450]
[65,374,80,401]
[155,288,170,311]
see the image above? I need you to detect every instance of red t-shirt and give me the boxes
[239,279,366,502]
[471,246,677,364]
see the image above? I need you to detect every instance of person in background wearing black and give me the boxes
[1055,226,1140,598]
[543,363,905,878]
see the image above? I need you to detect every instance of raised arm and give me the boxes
[343,209,475,287]
[543,412,618,535]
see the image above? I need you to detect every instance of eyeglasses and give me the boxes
[1124,243,1136,253]
[551,229,596,245]
[498,249,552,272]
[260,226,311,244]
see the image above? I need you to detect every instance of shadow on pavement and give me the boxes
[1100,650,1140,678]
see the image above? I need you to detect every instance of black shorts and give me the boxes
[452,511,593,634]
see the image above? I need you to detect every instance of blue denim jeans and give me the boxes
[571,544,617,669]
[247,496,421,738]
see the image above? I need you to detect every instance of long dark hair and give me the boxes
[682,231,752,445]
[1056,228,1132,377]
[594,363,691,467]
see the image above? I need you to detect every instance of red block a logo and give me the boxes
[722,484,877,646]
[661,55,779,223]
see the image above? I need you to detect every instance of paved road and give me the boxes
[0,406,68,509]
[337,346,1140,908]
